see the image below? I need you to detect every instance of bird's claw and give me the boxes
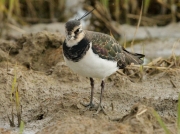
[93,104,107,115]
[80,102,95,111]
[81,102,107,115]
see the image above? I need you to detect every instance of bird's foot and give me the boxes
[80,102,96,111]
[80,102,107,115]
[93,104,107,115]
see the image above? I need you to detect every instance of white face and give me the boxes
[65,24,85,47]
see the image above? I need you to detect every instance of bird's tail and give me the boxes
[122,47,145,65]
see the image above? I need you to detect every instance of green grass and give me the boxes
[19,121,24,134]
[143,0,150,14]
[100,0,109,9]
[153,110,170,134]
[8,63,22,127]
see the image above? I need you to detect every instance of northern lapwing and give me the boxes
[63,9,145,114]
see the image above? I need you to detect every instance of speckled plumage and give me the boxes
[85,31,144,69]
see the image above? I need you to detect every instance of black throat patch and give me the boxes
[63,38,90,62]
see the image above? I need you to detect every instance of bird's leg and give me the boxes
[89,77,94,107]
[93,80,107,115]
[81,77,95,109]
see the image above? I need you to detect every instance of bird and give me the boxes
[63,9,145,114]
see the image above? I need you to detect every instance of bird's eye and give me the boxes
[74,28,80,34]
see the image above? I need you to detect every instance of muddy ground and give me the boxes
[0,26,180,134]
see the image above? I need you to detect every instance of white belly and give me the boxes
[64,47,118,79]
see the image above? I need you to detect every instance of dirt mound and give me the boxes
[119,104,176,133]
[36,104,176,134]
[36,115,123,134]
[0,31,65,71]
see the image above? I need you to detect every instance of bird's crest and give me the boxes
[77,8,95,21]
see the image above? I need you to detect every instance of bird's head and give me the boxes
[65,20,84,47]
[65,8,94,47]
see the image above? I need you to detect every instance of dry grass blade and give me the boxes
[127,65,169,70]
[25,0,37,18]
[127,14,164,25]
[114,0,120,21]
[131,0,143,52]
[124,55,180,79]
[124,0,130,24]
[84,2,121,38]
[123,33,127,48]
[170,79,177,88]
[171,40,180,67]
[7,23,26,34]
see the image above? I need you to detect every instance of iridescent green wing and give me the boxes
[85,31,127,68]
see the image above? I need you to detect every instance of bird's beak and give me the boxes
[67,35,75,41]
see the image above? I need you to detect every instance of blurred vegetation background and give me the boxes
[0,0,180,38]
